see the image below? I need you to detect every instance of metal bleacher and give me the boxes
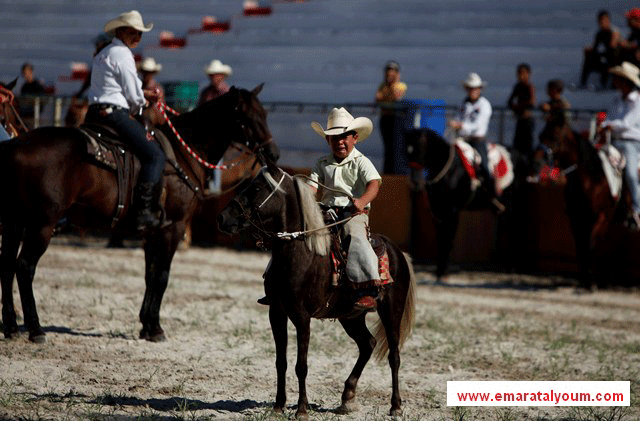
[0,0,632,167]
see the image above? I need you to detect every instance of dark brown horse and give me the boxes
[539,113,626,289]
[219,164,415,418]
[0,85,278,343]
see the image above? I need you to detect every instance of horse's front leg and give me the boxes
[139,224,182,341]
[293,316,311,420]
[269,304,288,413]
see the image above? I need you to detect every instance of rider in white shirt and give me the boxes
[601,62,640,227]
[449,72,493,186]
[85,10,165,230]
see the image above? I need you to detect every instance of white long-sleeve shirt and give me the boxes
[88,38,146,113]
[603,89,640,142]
[457,96,492,138]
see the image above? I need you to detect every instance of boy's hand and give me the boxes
[351,197,366,213]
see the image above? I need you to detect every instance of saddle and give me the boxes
[323,209,393,288]
[77,122,176,227]
[454,138,514,195]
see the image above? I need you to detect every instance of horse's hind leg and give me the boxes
[1,222,24,339]
[15,224,55,343]
[336,314,375,414]
[377,301,403,416]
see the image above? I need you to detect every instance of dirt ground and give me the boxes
[0,237,638,421]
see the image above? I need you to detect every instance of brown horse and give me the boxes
[0,85,278,343]
[219,164,416,418]
[540,112,626,289]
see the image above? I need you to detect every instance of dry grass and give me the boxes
[0,240,638,420]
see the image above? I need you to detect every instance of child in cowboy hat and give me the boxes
[449,72,494,189]
[308,107,383,311]
[198,59,232,106]
[600,62,640,228]
[86,10,166,230]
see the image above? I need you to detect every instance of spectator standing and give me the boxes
[198,59,232,106]
[375,60,408,174]
[599,62,640,228]
[507,63,536,164]
[19,62,47,128]
[620,8,640,66]
[579,10,621,90]
[540,79,572,122]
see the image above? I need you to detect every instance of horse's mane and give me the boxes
[262,170,329,255]
[294,177,330,256]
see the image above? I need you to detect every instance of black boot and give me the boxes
[136,182,161,231]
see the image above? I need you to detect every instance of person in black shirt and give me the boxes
[580,10,621,90]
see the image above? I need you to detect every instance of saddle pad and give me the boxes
[598,144,624,200]
[454,138,514,193]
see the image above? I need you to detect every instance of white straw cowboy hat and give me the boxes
[462,72,487,89]
[204,59,233,76]
[139,57,162,73]
[311,107,373,141]
[104,10,153,34]
[609,61,640,87]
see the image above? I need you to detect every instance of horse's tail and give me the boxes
[372,251,416,362]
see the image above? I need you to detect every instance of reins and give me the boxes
[235,170,356,242]
[156,100,268,171]
[425,142,456,185]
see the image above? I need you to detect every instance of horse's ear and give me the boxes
[252,83,265,96]
[7,78,18,90]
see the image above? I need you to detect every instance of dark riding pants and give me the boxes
[468,137,492,182]
[87,106,165,185]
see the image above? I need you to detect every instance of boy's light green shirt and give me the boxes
[307,147,381,208]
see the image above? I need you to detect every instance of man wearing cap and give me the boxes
[198,59,232,106]
[600,62,640,228]
[308,107,382,311]
[449,72,494,190]
[86,10,166,230]
[376,60,408,174]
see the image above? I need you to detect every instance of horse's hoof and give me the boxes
[295,411,309,421]
[140,328,166,342]
[335,400,359,414]
[390,408,403,417]
[29,332,46,344]
[4,330,20,340]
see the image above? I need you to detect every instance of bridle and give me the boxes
[229,169,355,243]
[228,169,287,244]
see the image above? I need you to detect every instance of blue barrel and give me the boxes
[402,99,447,134]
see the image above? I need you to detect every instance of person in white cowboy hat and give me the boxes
[139,57,165,102]
[600,61,640,228]
[449,72,494,189]
[86,10,166,231]
[309,107,382,311]
[198,59,232,106]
